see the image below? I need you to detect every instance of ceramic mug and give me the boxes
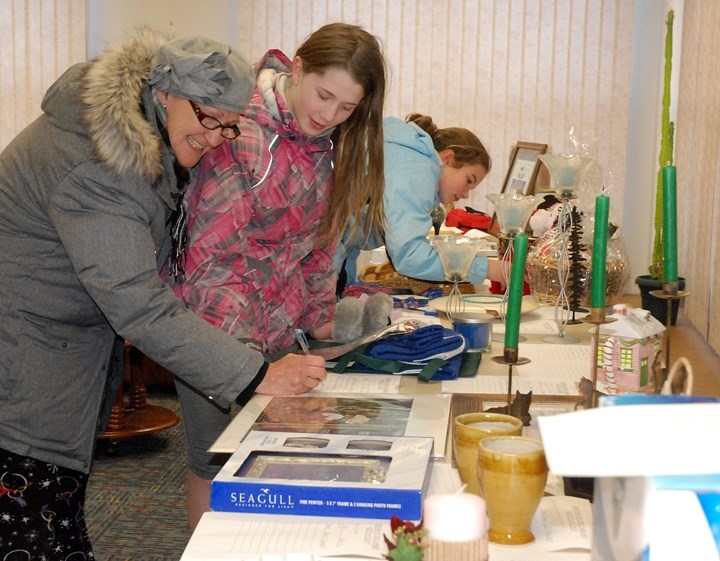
[478,436,548,545]
[453,412,523,495]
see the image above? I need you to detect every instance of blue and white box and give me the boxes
[210,431,433,520]
[539,394,720,561]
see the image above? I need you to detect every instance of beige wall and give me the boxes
[675,0,720,351]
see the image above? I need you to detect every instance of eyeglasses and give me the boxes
[188,100,241,139]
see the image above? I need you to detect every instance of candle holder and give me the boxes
[430,235,487,318]
[649,282,690,392]
[487,192,539,344]
[538,152,594,344]
[581,308,618,408]
[492,349,531,411]
[423,493,489,561]
[424,535,488,561]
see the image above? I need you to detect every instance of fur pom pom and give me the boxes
[362,293,393,335]
[332,297,365,343]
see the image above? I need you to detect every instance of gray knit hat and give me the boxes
[148,36,254,113]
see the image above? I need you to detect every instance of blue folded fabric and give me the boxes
[428,353,464,380]
[381,353,464,379]
[365,325,466,362]
[345,352,464,381]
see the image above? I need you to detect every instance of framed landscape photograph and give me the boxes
[500,141,548,196]
[210,393,452,460]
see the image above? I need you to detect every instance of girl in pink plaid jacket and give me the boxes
[165,23,387,529]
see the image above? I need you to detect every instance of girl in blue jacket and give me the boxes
[337,113,504,286]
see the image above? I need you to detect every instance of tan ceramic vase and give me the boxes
[453,412,523,495]
[478,436,548,545]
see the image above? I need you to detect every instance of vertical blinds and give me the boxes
[0,0,85,149]
[675,0,720,349]
[2,0,634,218]
[237,0,635,217]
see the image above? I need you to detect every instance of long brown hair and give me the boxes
[406,113,492,171]
[295,23,387,246]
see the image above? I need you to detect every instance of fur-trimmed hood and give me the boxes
[42,28,169,183]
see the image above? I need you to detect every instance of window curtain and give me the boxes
[0,0,86,150]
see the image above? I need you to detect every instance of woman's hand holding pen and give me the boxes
[257,352,327,395]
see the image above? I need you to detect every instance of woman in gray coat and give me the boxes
[0,28,326,558]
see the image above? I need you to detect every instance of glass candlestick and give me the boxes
[486,192,538,237]
[539,153,594,201]
[430,235,486,318]
[538,153,593,344]
[487,192,539,343]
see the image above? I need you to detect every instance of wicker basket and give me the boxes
[359,262,476,295]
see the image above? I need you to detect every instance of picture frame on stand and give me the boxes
[500,141,549,196]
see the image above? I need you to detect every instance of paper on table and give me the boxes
[181,497,591,561]
[538,403,720,476]
[443,343,589,395]
[489,552,590,561]
[180,512,388,560]
[313,373,401,394]
[489,496,592,561]
[426,462,464,495]
[181,468,592,561]
[515,344,592,379]
[494,318,568,335]
[444,375,580,395]
[530,496,593,549]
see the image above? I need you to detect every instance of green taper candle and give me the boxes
[504,233,528,350]
[662,165,678,282]
[590,195,610,309]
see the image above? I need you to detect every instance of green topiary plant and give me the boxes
[649,9,675,279]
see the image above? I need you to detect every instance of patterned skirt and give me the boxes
[0,447,94,560]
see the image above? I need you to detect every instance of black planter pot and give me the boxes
[635,275,686,326]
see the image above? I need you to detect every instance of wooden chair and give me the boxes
[98,342,179,444]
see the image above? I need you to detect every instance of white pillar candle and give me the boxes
[423,492,488,542]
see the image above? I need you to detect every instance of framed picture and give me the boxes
[210,393,452,460]
[500,141,549,196]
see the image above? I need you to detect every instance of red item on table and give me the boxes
[489,279,531,295]
[445,209,492,232]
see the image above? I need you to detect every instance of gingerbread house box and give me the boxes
[594,306,665,394]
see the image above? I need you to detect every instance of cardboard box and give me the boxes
[211,431,433,520]
[539,394,720,561]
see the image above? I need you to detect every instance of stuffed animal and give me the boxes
[528,194,562,237]
[332,293,393,343]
